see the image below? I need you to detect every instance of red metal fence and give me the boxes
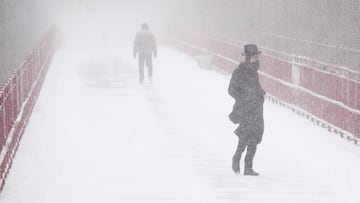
[170,33,360,145]
[0,29,58,192]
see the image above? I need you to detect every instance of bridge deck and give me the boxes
[1,47,359,203]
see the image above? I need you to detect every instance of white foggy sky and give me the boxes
[41,0,187,47]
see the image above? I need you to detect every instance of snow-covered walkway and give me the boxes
[1,47,360,203]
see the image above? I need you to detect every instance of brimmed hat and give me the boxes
[242,44,262,56]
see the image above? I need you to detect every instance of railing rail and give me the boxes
[0,28,59,192]
[169,33,359,145]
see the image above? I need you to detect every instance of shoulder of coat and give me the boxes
[239,62,249,69]
[241,62,254,71]
[232,66,241,74]
[141,31,154,35]
[236,62,248,72]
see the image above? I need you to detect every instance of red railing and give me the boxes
[170,33,360,145]
[0,28,58,192]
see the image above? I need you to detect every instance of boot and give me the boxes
[244,168,259,176]
[244,145,258,176]
[232,156,240,174]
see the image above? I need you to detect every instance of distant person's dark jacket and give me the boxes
[133,31,157,55]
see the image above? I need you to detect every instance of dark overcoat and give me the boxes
[228,61,265,144]
[133,31,157,55]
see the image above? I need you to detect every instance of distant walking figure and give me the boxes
[133,23,157,83]
[228,44,266,176]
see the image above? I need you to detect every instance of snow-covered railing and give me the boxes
[0,28,58,192]
[169,33,360,145]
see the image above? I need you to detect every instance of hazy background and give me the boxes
[1,0,359,84]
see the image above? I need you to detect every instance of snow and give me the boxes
[1,46,359,203]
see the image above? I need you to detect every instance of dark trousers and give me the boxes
[233,139,257,170]
[233,105,263,171]
[138,53,153,82]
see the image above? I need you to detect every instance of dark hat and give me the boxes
[242,44,262,56]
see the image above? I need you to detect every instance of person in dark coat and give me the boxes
[133,23,158,83]
[228,44,266,176]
